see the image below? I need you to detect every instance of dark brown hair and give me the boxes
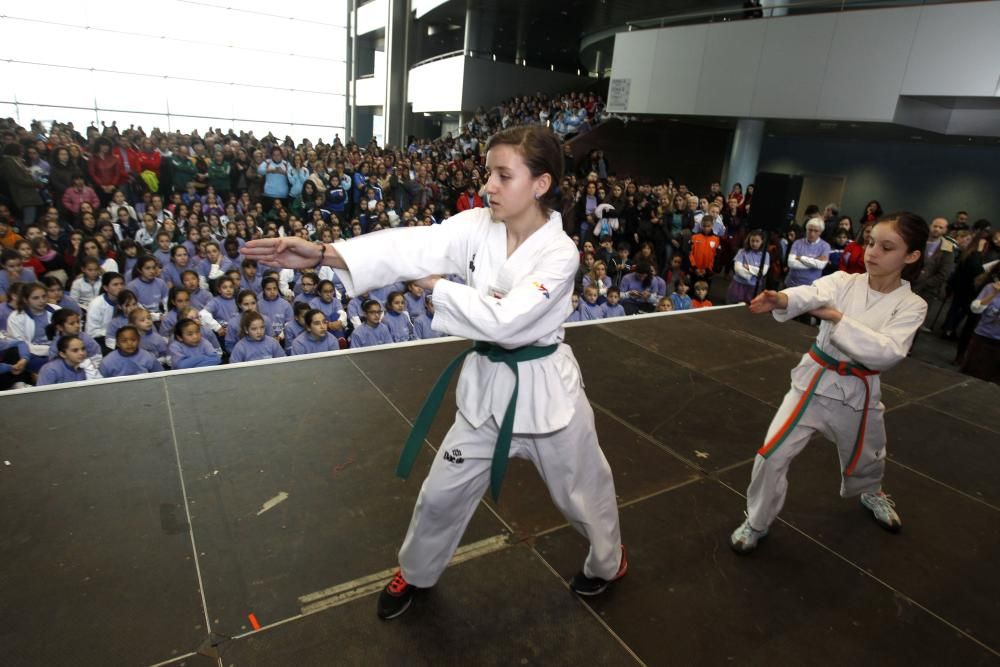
[877,212,928,282]
[485,126,563,213]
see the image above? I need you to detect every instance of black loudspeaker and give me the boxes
[749,172,803,232]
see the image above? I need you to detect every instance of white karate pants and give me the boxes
[746,388,887,531]
[398,392,622,587]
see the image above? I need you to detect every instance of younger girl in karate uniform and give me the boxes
[242,125,625,621]
[731,213,930,553]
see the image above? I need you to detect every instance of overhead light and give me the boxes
[492,53,496,61]
[423,112,431,117]
[550,65,554,71]
[910,135,923,140]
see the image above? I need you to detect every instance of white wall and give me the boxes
[407,56,465,112]
[0,0,348,141]
[407,55,590,113]
[356,0,387,37]
[608,1,1000,131]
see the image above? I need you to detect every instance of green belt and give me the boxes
[396,341,559,501]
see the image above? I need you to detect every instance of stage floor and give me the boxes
[2,306,998,666]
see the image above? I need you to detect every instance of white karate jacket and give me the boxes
[336,208,583,433]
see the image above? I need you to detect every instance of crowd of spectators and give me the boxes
[0,92,996,389]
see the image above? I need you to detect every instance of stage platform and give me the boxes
[2,306,998,666]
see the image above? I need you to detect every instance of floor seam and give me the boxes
[161,377,219,667]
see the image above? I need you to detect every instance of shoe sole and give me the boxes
[863,509,902,533]
[377,595,413,621]
[571,548,628,596]
[730,533,767,555]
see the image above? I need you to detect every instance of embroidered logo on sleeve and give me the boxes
[533,282,550,299]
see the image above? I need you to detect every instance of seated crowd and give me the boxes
[0,98,996,389]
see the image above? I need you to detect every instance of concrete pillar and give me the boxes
[383,0,408,147]
[463,7,480,55]
[724,118,765,193]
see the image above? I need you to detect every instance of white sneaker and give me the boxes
[730,517,768,554]
[11,382,28,390]
[860,491,902,532]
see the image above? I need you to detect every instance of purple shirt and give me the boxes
[100,348,163,377]
[290,331,339,355]
[224,312,274,348]
[786,238,831,288]
[51,295,83,315]
[205,295,238,324]
[0,339,29,373]
[127,277,168,313]
[350,322,394,348]
[0,302,13,332]
[0,268,37,292]
[37,358,86,385]
[258,296,293,337]
[283,320,304,352]
[604,303,626,318]
[139,329,170,357]
[974,284,1000,341]
[404,292,426,320]
[163,261,196,287]
[187,287,211,310]
[382,310,414,342]
[578,300,606,321]
[369,283,404,306]
[414,314,445,340]
[153,248,173,268]
[48,332,101,359]
[107,314,129,343]
[168,338,221,368]
[732,249,770,287]
[230,336,286,363]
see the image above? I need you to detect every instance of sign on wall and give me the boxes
[607,78,631,111]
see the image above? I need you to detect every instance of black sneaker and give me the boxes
[569,545,628,596]
[377,570,417,620]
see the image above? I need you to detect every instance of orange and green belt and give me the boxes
[758,344,879,476]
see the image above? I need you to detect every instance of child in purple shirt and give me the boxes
[350,299,395,348]
[229,312,286,363]
[127,255,169,315]
[169,318,222,369]
[290,309,341,355]
[100,325,164,377]
[37,334,88,386]
[383,291,415,342]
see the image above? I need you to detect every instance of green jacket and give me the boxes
[171,156,197,191]
[207,161,231,193]
[0,156,43,208]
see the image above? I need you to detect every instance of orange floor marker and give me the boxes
[248,613,261,630]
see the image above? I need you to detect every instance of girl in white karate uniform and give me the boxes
[731,212,930,553]
[243,126,625,620]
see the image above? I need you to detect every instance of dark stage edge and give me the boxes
[1,306,998,666]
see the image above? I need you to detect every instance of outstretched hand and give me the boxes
[748,290,786,314]
[241,237,321,270]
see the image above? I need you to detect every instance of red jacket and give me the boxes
[455,191,484,212]
[115,146,142,176]
[839,241,867,274]
[88,153,126,187]
[135,150,162,175]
